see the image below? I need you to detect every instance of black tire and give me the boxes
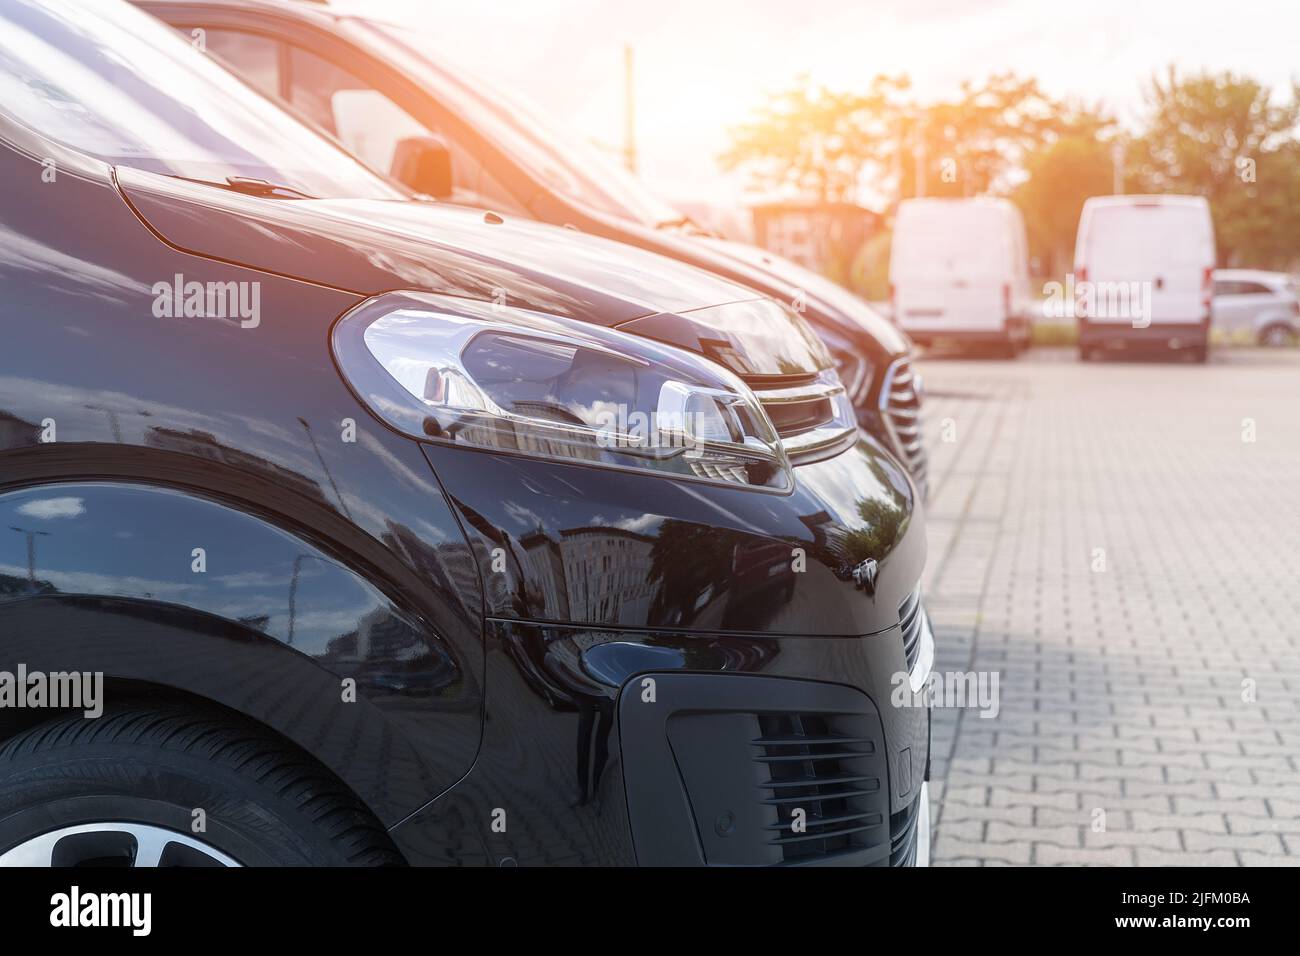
[0,706,403,866]
[1258,323,1296,348]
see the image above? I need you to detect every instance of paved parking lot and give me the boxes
[917,347,1300,865]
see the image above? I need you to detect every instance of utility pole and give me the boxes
[912,112,927,198]
[623,44,636,174]
[893,115,904,204]
[8,525,50,587]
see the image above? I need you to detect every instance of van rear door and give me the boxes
[892,203,1008,334]
[1080,201,1213,326]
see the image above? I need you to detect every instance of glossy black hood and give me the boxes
[694,236,912,357]
[546,201,914,365]
[115,167,829,377]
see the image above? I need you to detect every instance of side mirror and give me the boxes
[390,135,453,199]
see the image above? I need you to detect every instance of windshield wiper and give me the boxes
[654,215,716,238]
[163,173,318,199]
[654,216,691,230]
[220,176,317,200]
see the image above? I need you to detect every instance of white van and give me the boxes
[1073,195,1215,361]
[889,198,1032,356]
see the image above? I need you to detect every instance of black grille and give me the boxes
[899,588,923,671]
[763,396,833,436]
[889,793,923,866]
[880,358,928,493]
[750,383,837,443]
[753,713,886,863]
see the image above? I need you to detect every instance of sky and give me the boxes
[347,0,1299,208]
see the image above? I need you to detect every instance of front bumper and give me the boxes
[391,436,932,865]
[390,603,935,867]
[915,781,932,866]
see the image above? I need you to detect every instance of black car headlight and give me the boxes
[332,292,792,491]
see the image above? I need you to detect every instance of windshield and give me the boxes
[350,18,681,226]
[1086,206,1211,276]
[0,0,401,199]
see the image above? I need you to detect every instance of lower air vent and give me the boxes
[754,712,887,863]
[620,673,897,866]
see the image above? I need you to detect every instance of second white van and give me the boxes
[1073,195,1216,362]
[889,198,1033,356]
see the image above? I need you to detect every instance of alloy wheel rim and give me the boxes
[0,823,241,867]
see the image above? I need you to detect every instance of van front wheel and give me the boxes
[0,707,404,867]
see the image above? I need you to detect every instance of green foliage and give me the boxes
[893,74,1105,200]
[1013,136,1114,276]
[719,74,909,203]
[722,72,1108,206]
[1030,323,1078,347]
[849,229,892,301]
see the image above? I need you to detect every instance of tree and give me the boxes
[891,74,1096,200]
[719,74,907,203]
[723,73,1108,207]
[1013,135,1114,277]
[1127,67,1300,269]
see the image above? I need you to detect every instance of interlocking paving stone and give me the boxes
[919,348,1300,865]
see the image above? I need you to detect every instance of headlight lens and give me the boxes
[332,292,792,490]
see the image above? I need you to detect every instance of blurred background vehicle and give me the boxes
[889,197,1032,357]
[1212,268,1300,347]
[134,0,930,495]
[1074,195,1215,362]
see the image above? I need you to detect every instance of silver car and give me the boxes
[1212,269,1300,346]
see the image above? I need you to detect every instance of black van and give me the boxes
[0,0,931,867]
[133,0,930,496]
